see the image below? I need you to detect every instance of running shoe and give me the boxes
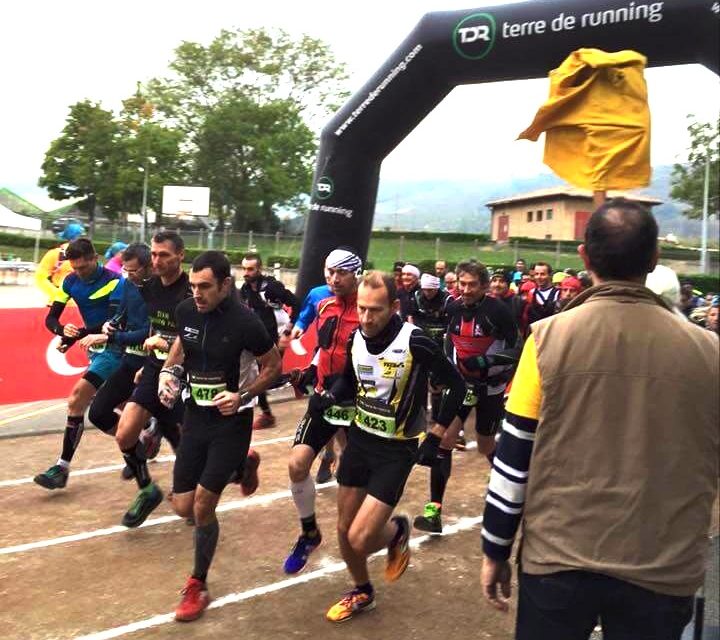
[252,412,276,430]
[141,420,161,460]
[121,483,163,528]
[413,502,443,534]
[239,448,260,496]
[283,532,322,574]
[175,576,210,622]
[315,451,335,484]
[121,465,134,480]
[33,464,68,490]
[385,514,411,582]
[326,588,376,623]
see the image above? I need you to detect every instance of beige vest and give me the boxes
[522,282,719,596]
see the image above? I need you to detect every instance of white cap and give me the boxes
[401,264,421,278]
[420,273,440,290]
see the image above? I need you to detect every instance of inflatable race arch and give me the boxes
[296,0,719,298]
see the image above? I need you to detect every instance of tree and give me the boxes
[146,28,349,230]
[38,90,188,227]
[38,101,121,228]
[194,97,316,231]
[670,115,719,219]
[148,27,349,133]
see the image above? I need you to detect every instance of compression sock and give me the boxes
[192,518,219,583]
[58,415,85,467]
[301,514,319,538]
[291,475,316,521]
[430,447,453,504]
[258,392,271,414]
[121,444,151,489]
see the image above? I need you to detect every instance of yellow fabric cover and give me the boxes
[518,48,651,191]
[35,244,73,304]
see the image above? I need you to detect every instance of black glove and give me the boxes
[308,390,336,420]
[291,364,318,395]
[416,432,442,467]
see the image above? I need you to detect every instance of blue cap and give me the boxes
[59,223,85,241]
[104,241,128,260]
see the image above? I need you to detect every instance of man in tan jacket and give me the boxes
[480,198,719,639]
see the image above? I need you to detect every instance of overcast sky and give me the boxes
[2,0,719,210]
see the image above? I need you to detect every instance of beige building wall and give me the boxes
[492,196,595,241]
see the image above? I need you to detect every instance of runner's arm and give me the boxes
[268,280,300,324]
[409,332,464,430]
[163,336,185,368]
[326,333,358,404]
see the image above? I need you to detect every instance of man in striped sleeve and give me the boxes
[480,199,719,640]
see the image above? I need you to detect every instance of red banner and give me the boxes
[0,308,315,405]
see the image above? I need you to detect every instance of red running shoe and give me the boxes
[252,412,276,430]
[175,576,210,622]
[240,449,261,496]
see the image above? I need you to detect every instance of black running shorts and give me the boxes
[129,363,184,424]
[336,426,418,507]
[457,386,505,437]
[172,407,253,495]
[292,410,341,454]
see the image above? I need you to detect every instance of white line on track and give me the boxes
[0,435,293,488]
[0,480,337,556]
[0,401,66,427]
[73,515,484,640]
[0,400,44,417]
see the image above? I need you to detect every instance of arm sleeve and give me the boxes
[481,334,542,561]
[45,301,67,335]
[111,285,151,347]
[409,332,465,428]
[327,332,358,404]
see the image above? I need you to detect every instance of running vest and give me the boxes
[351,322,424,440]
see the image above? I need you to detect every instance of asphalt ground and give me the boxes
[0,396,717,640]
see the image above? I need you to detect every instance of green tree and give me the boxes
[38,101,121,227]
[670,115,719,219]
[148,27,349,132]
[194,97,316,231]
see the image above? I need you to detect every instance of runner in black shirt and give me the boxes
[239,252,299,429]
[159,250,281,622]
[115,232,191,528]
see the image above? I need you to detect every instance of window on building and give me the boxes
[527,211,533,222]
[545,234,552,240]
[536,210,543,222]
[546,208,553,220]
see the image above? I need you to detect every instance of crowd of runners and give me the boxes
[24,199,719,634]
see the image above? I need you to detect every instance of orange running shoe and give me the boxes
[384,514,411,582]
[326,588,376,622]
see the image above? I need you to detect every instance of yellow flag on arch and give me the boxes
[518,48,651,191]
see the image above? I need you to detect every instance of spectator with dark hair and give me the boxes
[489,268,526,332]
[239,252,299,430]
[523,261,559,328]
[480,197,719,639]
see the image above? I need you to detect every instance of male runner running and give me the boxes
[34,238,122,489]
[283,248,361,575]
[114,231,190,527]
[319,271,464,622]
[413,261,519,533]
[239,252,299,429]
[86,243,154,469]
[158,250,281,622]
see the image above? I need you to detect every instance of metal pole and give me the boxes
[555,241,561,269]
[435,237,440,261]
[399,235,405,261]
[275,231,280,256]
[248,230,253,251]
[474,238,479,257]
[33,231,41,264]
[700,154,710,275]
[222,227,228,251]
[140,162,149,243]
[513,240,519,263]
